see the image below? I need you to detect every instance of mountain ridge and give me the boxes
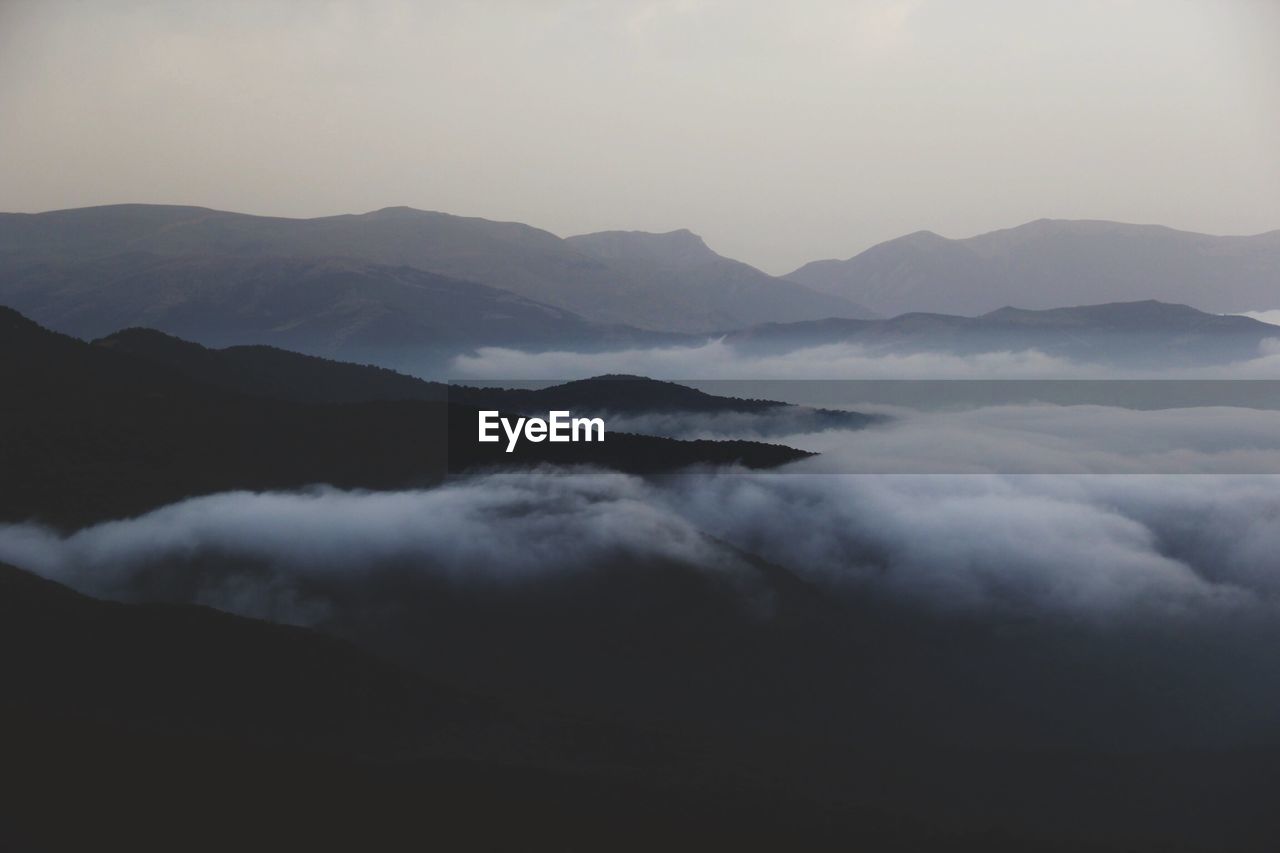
[724,299,1280,366]
[0,306,813,527]
[0,251,688,373]
[787,219,1280,317]
[0,204,871,333]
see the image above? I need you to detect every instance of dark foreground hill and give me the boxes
[93,329,882,431]
[0,559,907,852]
[6,551,1280,852]
[90,328,770,409]
[0,307,810,527]
[725,299,1280,367]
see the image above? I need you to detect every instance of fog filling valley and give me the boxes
[6,398,1280,617]
[6,469,1279,619]
[5,396,1280,752]
[449,335,1280,381]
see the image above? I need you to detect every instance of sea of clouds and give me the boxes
[6,398,1280,749]
[3,461,1278,623]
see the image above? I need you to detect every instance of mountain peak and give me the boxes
[566,228,718,269]
[366,205,425,216]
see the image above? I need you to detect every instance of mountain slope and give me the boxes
[0,307,811,527]
[90,329,816,412]
[0,558,916,852]
[0,204,634,318]
[787,219,1280,316]
[724,299,1280,366]
[89,334,882,435]
[0,204,869,333]
[0,559,486,757]
[566,228,875,328]
[94,325,451,403]
[0,252,684,373]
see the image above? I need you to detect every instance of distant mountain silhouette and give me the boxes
[0,252,686,373]
[566,228,875,328]
[725,299,1280,366]
[787,220,1280,317]
[0,204,869,334]
[0,307,811,527]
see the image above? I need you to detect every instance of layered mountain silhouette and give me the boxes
[726,299,1280,367]
[566,228,875,328]
[787,219,1280,317]
[0,204,868,336]
[0,307,811,527]
[0,252,687,372]
[96,325,873,419]
[92,331,882,434]
[6,207,1277,367]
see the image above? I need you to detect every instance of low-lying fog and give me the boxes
[5,400,1280,618]
[6,468,1277,619]
[610,403,1280,474]
[449,339,1280,380]
[6,386,1280,751]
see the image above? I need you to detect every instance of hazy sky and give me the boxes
[2,0,1277,273]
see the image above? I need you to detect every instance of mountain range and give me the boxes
[0,307,811,527]
[724,299,1280,367]
[0,204,869,335]
[4,205,1279,374]
[564,228,870,329]
[787,219,1280,317]
[0,251,689,373]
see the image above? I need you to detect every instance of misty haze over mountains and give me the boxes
[0,204,868,334]
[6,0,1280,847]
[723,300,1280,369]
[787,219,1280,317]
[0,252,686,371]
[4,201,1280,851]
[3,204,1279,377]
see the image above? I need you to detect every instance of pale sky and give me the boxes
[1,0,1277,273]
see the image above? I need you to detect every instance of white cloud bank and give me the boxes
[3,402,1280,625]
[2,467,1277,623]
[450,340,1280,381]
